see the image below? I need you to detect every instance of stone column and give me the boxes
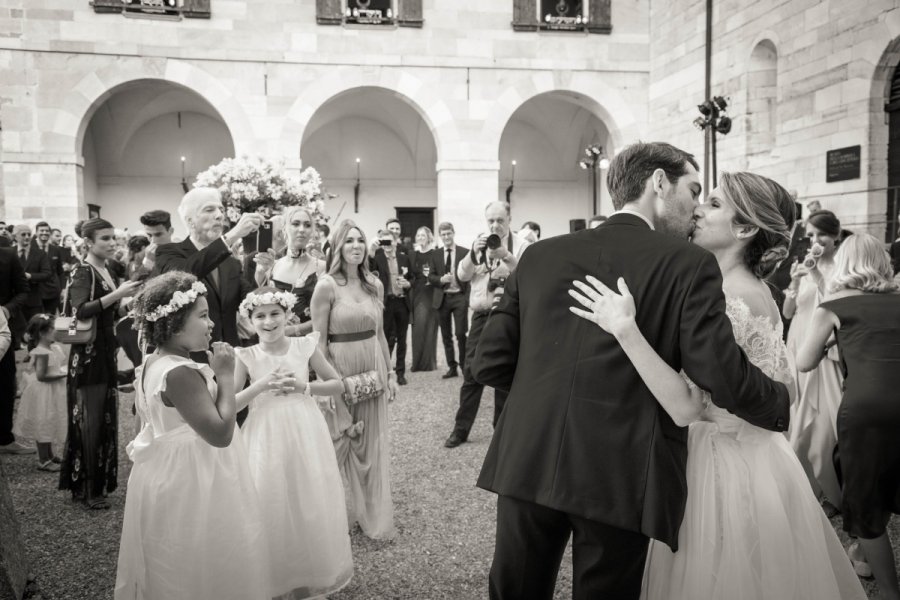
[436,160,500,247]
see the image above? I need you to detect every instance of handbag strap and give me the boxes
[63,263,97,318]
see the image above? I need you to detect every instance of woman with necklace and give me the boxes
[59,218,142,510]
[254,206,325,337]
[783,209,845,514]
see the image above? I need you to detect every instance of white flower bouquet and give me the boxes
[194,156,326,223]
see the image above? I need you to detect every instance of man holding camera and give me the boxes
[444,201,530,449]
[154,187,262,350]
[371,229,413,385]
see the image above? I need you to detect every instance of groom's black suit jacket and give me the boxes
[474,213,790,550]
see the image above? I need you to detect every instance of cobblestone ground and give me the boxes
[3,352,895,599]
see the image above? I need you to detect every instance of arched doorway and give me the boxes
[300,86,437,242]
[887,65,900,242]
[498,91,612,237]
[81,80,235,238]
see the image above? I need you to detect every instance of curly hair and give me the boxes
[829,233,899,294]
[718,171,795,279]
[131,271,206,348]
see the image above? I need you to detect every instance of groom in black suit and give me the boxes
[473,142,791,599]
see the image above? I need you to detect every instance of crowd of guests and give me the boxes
[0,164,899,598]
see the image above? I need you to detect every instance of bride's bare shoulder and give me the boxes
[723,274,780,325]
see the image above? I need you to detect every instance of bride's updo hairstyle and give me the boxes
[132,271,205,347]
[719,171,796,279]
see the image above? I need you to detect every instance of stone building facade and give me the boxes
[1,0,899,243]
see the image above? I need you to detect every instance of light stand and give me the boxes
[693,96,732,188]
[579,144,609,217]
[353,158,361,213]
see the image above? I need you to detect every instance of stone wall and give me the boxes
[0,0,650,241]
[649,0,900,238]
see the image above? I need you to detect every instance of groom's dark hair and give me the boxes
[607,142,699,210]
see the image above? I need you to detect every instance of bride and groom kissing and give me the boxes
[473,142,867,599]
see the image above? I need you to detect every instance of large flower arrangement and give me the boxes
[194,156,328,223]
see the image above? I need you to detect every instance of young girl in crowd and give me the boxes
[13,314,67,471]
[235,287,354,599]
[115,272,271,600]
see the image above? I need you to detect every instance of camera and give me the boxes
[379,238,393,247]
[242,219,274,254]
[480,233,503,263]
[487,276,506,293]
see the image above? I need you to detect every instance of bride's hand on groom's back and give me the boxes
[568,276,636,339]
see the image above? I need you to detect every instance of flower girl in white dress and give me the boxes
[235,287,353,599]
[115,272,271,600]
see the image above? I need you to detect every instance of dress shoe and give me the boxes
[442,368,459,379]
[444,432,466,448]
[397,374,408,386]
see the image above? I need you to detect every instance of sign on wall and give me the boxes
[826,145,861,183]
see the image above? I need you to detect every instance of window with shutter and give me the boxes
[587,0,611,33]
[397,0,422,28]
[538,0,585,31]
[90,0,123,13]
[316,0,343,25]
[344,0,395,25]
[512,0,538,31]
[182,0,210,18]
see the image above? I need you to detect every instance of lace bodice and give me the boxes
[693,294,794,431]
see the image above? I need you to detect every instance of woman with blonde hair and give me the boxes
[410,226,439,371]
[310,219,397,540]
[798,233,900,600]
[570,172,866,600]
[253,206,326,336]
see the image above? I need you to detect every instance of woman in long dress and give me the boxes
[798,233,900,600]
[59,218,142,510]
[570,172,866,600]
[782,210,844,510]
[410,226,438,372]
[116,272,270,600]
[311,219,398,540]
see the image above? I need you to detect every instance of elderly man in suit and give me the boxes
[427,222,469,379]
[154,188,262,352]
[12,224,52,323]
[0,245,31,453]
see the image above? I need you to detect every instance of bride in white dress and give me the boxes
[570,172,866,600]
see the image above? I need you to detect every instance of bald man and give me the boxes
[153,188,262,350]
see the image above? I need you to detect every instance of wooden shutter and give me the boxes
[512,0,537,31]
[90,0,123,14]
[587,0,611,33]
[398,0,423,28]
[316,0,343,25]
[182,0,211,18]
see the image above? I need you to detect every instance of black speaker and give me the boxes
[570,219,586,233]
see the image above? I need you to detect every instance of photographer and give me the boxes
[444,201,530,449]
[371,229,413,385]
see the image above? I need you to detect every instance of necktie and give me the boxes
[19,249,26,265]
[445,248,452,274]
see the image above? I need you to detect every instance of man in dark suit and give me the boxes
[473,142,791,599]
[0,245,31,454]
[32,221,63,313]
[12,224,52,323]
[370,230,413,385]
[427,222,469,379]
[154,187,262,351]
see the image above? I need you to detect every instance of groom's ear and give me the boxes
[652,169,667,196]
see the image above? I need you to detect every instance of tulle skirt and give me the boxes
[13,377,66,447]
[242,395,354,599]
[641,421,866,600]
[115,425,271,600]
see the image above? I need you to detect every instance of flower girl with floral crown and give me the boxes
[235,286,353,599]
[115,272,271,600]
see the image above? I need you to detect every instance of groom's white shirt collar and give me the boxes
[612,207,655,231]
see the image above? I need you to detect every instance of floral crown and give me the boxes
[239,290,297,318]
[145,281,207,323]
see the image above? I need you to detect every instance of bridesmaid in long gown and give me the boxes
[311,219,398,540]
[783,209,844,510]
[798,233,900,600]
[410,226,438,372]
